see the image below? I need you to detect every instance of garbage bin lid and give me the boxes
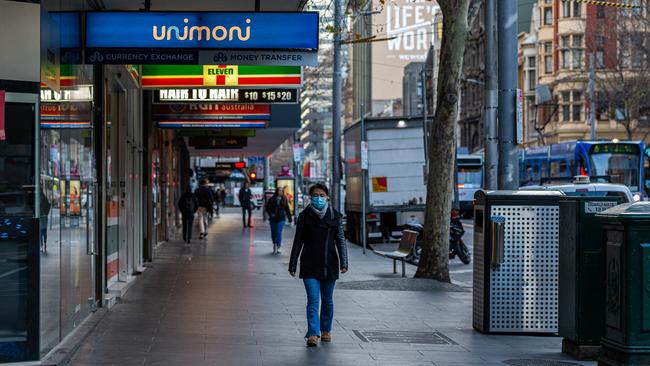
[597,201,650,218]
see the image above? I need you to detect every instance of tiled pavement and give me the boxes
[67,208,595,366]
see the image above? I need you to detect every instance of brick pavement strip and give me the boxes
[64,208,594,366]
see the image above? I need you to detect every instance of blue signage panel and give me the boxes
[85,12,319,50]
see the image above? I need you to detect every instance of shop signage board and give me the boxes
[198,50,317,66]
[40,102,92,129]
[154,88,298,104]
[60,12,318,65]
[154,103,269,129]
[85,12,319,50]
[142,65,302,88]
[178,129,256,138]
[189,136,247,149]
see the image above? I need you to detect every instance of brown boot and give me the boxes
[321,332,332,342]
[306,335,318,347]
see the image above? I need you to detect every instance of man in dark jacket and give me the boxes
[238,181,253,228]
[265,187,292,254]
[178,186,199,244]
[194,179,214,239]
[289,183,348,347]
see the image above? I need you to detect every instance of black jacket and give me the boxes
[289,205,349,280]
[195,186,213,209]
[178,192,199,216]
[239,187,252,205]
[265,195,292,223]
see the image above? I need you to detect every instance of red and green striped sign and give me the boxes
[141,65,301,88]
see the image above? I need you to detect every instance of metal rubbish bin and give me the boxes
[558,196,623,360]
[473,190,564,334]
[596,202,650,366]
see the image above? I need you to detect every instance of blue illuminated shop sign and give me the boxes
[85,12,319,50]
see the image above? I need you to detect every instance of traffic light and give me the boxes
[249,171,257,184]
[234,161,246,169]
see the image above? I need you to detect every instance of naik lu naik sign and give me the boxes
[85,12,319,50]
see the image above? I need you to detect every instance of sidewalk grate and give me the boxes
[353,330,456,345]
[503,359,582,366]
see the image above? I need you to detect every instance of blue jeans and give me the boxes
[303,278,336,338]
[269,220,286,247]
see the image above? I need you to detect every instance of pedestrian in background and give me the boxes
[265,187,292,254]
[40,188,51,253]
[289,183,348,347]
[178,186,199,244]
[195,179,214,239]
[239,181,253,228]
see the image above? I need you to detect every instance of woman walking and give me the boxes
[265,187,292,254]
[288,183,348,347]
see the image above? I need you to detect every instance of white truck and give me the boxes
[344,116,427,245]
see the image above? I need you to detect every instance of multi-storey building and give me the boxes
[530,0,650,144]
[402,62,425,117]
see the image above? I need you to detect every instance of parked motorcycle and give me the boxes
[404,211,471,265]
[449,211,471,264]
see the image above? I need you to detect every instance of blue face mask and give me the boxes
[311,196,327,209]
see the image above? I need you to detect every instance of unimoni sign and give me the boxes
[141,65,302,88]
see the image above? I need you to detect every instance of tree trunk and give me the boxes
[415,0,477,282]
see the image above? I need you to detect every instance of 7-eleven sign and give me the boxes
[204,65,237,86]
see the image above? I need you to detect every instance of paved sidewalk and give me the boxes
[67,208,594,366]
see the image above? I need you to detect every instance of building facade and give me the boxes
[527,0,650,145]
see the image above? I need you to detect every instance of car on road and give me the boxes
[518,176,636,202]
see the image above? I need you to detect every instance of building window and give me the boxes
[573,2,582,17]
[573,91,582,121]
[562,1,571,17]
[560,90,583,122]
[526,56,537,91]
[561,36,570,69]
[542,42,553,74]
[596,51,604,68]
[559,35,582,70]
[562,91,571,122]
[572,35,583,69]
[543,7,553,25]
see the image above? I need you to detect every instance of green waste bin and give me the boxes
[596,202,650,366]
[559,196,623,360]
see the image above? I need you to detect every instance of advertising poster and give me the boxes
[276,178,295,215]
[69,180,81,216]
[372,176,388,192]
[59,181,67,215]
[371,0,441,100]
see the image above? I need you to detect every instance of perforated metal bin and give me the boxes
[472,190,564,334]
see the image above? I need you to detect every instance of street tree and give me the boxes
[415,0,481,282]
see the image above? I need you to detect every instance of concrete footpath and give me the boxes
[66,208,594,366]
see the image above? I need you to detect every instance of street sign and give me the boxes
[85,12,319,50]
[198,50,317,66]
[154,103,269,129]
[516,88,524,144]
[153,88,298,104]
[178,129,256,138]
[189,136,247,149]
[142,65,302,88]
[361,141,369,170]
[292,143,303,162]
